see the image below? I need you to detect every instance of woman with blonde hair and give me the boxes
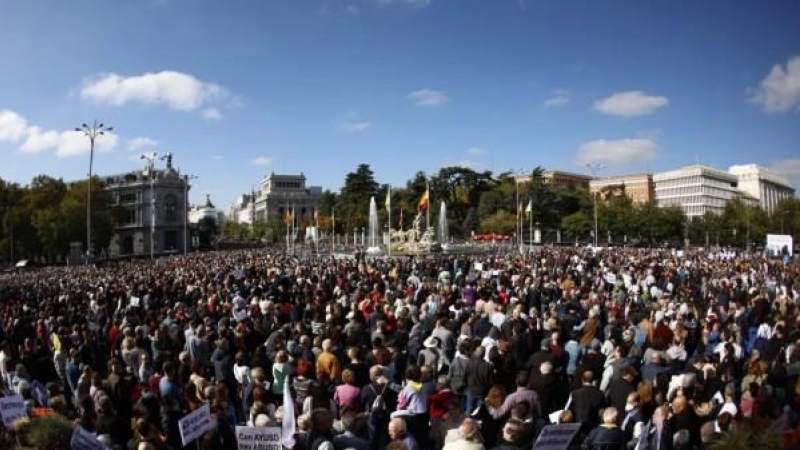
[271,350,288,402]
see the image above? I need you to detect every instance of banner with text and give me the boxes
[0,395,26,427]
[236,426,282,450]
[179,404,214,446]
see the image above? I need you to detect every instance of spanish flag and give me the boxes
[418,188,429,212]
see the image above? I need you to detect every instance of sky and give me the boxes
[1,0,800,209]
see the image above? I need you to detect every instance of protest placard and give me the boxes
[71,425,107,450]
[532,423,581,450]
[235,426,282,450]
[179,404,214,446]
[0,395,26,427]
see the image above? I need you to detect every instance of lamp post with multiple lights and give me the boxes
[75,120,113,263]
[183,174,198,255]
[586,163,604,247]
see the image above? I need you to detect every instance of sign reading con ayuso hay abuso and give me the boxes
[532,423,582,450]
[179,404,214,446]
[71,425,107,450]
[0,395,26,426]
[236,426,282,450]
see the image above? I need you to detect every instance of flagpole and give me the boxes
[315,209,319,255]
[387,187,392,258]
[331,210,336,256]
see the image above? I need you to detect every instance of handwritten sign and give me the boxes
[532,423,582,450]
[236,426,282,450]
[71,425,107,450]
[0,395,26,426]
[179,404,214,446]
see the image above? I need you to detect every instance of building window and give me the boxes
[164,194,178,222]
[122,208,137,226]
[119,192,137,204]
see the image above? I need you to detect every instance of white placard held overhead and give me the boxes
[71,425,107,450]
[235,426,282,450]
[179,404,214,446]
[0,395,26,427]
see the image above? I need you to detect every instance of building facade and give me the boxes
[728,164,795,213]
[590,173,655,204]
[654,165,755,217]
[515,170,593,190]
[189,194,225,225]
[240,173,322,224]
[227,194,256,224]
[104,160,189,257]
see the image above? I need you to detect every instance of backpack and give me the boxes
[368,383,388,416]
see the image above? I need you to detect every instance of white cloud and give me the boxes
[407,88,449,107]
[211,155,224,161]
[0,110,29,142]
[345,4,361,14]
[127,137,158,151]
[593,91,669,117]
[251,156,273,166]
[748,56,800,113]
[338,121,372,133]
[80,70,233,119]
[543,89,570,108]
[467,147,486,156]
[577,138,658,166]
[0,108,119,158]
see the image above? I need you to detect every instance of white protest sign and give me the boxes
[71,425,107,450]
[236,426,282,450]
[604,273,617,284]
[474,262,484,272]
[130,296,141,308]
[0,395,26,426]
[179,404,214,446]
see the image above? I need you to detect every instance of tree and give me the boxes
[561,212,591,243]
[338,164,381,233]
[478,210,516,235]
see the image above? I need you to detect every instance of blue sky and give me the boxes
[1,0,799,208]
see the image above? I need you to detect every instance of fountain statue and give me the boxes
[366,197,384,255]
[438,201,449,246]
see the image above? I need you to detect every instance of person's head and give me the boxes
[582,370,594,385]
[673,429,690,450]
[322,339,333,353]
[275,350,288,364]
[558,409,574,423]
[671,395,687,415]
[458,418,482,442]
[341,369,355,385]
[369,365,384,382]
[297,359,312,378]
[603,407,619,425]
[515,371,528,387]
[540,361,553,376]
[311,408,334,434]
[473,346,486,359]
[502,419,523,444]
[388,417,408,440]
[626,392,640,411]
[404,365,421,382]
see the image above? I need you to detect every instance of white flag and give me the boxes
[282,375,296,448]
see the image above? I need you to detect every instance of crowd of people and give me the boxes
[0,246,799,450]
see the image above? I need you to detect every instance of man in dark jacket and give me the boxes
[570,371,605,431]
[606,366,637,416]
[464,346,494,414]
[583,407,625,450]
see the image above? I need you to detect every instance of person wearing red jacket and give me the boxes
[427,375,455,420]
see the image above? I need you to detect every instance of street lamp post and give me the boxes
[140,152,158,260]
[76,120,113,263]
[183,174,197,255]
[586,163,603,247]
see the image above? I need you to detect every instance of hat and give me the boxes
[424,336,440,348]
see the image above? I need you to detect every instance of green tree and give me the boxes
[561,212,591,243]
[478,210,516,235]
[338,164,381,233]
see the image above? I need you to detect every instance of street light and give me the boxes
[140,152,158,260]
[75,120,113,262]
[586,163,604,247]
[183,174,198,255]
